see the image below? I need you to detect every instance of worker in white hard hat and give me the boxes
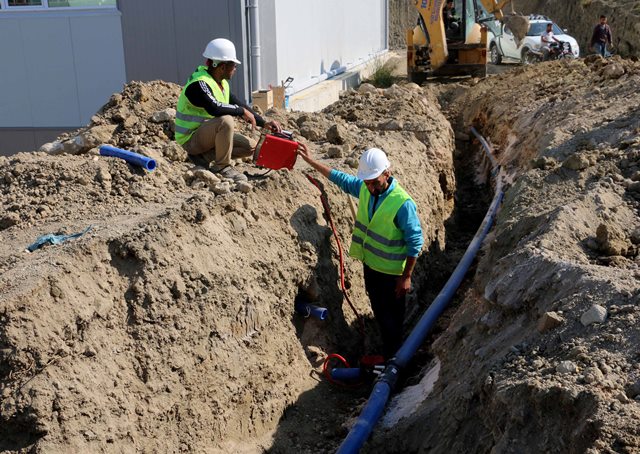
[296,143,424,359]
[175,38,282,183]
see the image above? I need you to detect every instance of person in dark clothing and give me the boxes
[175,38,281,182]
[590,15,612,57]
[443,1,459,35]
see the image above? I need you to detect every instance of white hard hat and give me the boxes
[203,38,241,65]
[357,148,390,180]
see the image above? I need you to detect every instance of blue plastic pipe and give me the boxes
[294,302,328,320]
[331,368,362,381]
[337,128,504,454]
[99,145,157,171]
[395,182,503,368]
[469,127,498,169]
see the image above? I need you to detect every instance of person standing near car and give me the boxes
[590,15,612,57]
[540,23,561,60]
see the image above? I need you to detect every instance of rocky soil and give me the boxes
[0,80,455,452]
[370,57,640,453]
[2,11,640,453]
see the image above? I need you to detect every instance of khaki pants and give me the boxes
[183,115,256,169]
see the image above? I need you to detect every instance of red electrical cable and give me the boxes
[305,174,366,340]
[322,353,351,387]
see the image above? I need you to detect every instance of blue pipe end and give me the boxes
[294,302,328,320]
[331,367,361,381]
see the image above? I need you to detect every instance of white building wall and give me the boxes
[260,0,387,92]
[0,9,125,129]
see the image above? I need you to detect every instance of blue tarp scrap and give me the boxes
[27,225,93,252]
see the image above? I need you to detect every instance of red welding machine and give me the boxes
[253,131,298,171]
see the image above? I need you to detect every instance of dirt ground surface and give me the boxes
[369,56,640,453]
[0,79,456,453]
[2,3,640,453]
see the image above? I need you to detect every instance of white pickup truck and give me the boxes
[488,15,580,65]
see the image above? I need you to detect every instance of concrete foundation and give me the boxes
[288,51,395,112]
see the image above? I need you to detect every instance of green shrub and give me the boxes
[368,58,395,88]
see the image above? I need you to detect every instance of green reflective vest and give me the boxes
[174,66,230,145]
[349,183,411,275]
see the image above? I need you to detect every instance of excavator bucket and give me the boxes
[503,14,530,47]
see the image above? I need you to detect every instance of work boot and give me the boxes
[213,165,248,183]
[188,153,211,168]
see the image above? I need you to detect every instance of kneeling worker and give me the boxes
[175,38,282,183]
[296,143,424,359]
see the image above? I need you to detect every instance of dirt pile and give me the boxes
[0,80,455,452]
[371,57,640,452]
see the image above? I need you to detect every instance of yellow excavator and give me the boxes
[407,0,514,83]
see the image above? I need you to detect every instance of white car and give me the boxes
[488,15,580,65]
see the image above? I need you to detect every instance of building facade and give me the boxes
[0,0,388,155]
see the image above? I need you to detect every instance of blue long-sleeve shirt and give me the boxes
[329,169,424,257]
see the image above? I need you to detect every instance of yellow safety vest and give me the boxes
[349,183,411,275]
[174,66,230,145]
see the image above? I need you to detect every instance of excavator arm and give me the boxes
[408,0,512,76]
[477,0,511,21]
[412,0,449,70]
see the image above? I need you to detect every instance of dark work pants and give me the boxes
[363,264,406,360]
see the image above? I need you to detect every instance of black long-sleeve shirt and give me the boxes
[591,24,612,46]
[184,79,266,127]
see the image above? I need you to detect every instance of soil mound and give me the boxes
[0,80,455,452]
[373,57,640,453]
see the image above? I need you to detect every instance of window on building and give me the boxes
[48,0,116,6]
[1,0,116,8]
[8,1,43,6]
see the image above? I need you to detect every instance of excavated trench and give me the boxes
[3,55,640,454]
[0,80,460,453]
[266,115,494,454]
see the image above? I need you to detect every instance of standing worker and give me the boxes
[590,15,613,57]
[174,38,282,183]
[296,143,424,359]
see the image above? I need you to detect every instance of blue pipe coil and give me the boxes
[336,128,504,454]
[331,367,362,381]
[294,302,328,320]
[99,145,157,171]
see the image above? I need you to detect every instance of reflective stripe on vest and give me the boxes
[348,182,412,275]
[174,66,230,145]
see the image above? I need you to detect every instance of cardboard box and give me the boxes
[252,89,273,112]
[272,86,286,109]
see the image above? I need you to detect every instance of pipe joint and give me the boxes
[376,363,400,391]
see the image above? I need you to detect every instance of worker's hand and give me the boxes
[296,142,332,177]
[296,142,313,163]
[265,120,282,134]
[242,108,257,131]
[395,275,411,298]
